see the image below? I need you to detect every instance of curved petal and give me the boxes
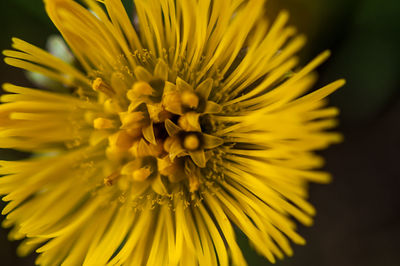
[204,101,222,114]
[142,122,157,145]
[203,134,224,149]
[195,78,213,100]
[189,150,206,168]
[164,119,182,136]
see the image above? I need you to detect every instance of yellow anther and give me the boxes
[104,171,120,186]
[92,78,115,97]
[128,81,153,100]
[93,117,115,129]
[132,167,152,182]
[183,134,200,151]
[181,91,199,109]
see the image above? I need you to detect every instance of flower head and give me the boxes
[1,0,344,265]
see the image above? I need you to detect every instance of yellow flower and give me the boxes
[1,0,344,265]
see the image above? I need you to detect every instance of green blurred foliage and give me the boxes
[267,0,400,126]
[324,0,400,125]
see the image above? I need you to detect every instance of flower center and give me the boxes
[88,60,223,195]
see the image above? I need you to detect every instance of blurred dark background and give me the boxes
[0,0,399,265]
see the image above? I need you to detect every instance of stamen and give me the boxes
[92,78,115,97]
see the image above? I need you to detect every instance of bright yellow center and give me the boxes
[183,134,200,150]
[88,60,223,192]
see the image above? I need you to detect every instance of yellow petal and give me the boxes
[204,101,222,114]
[195,78,213,100]
[164,119,182,136]
[153,59,169,80]
[142,122,156,145]
[203,134,224,149]
[176,77,192,92]
[189,150,206,168]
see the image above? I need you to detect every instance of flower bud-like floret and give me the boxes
[183,134,200,151]
[181,90,199,109]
